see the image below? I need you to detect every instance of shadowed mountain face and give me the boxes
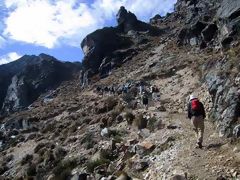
[0,53,81,114]
[80,6,161,82]
[1,2,240,179]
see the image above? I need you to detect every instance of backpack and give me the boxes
[191,99,201,115]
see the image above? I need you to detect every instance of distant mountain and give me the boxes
[0,53,81,114]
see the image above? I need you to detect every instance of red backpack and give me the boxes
[191,99,201,112]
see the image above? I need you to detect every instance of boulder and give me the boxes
[116,172,131,180]
[233,124,240,138]
[101,128,110,138]
[171,175,187,180]
[132,160,149,171]
[135,141,155,156]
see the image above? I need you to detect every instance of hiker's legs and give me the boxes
[191,116,199,138]
[197,116,204,144]
[192,116,204,147]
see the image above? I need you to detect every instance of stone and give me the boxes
[116,172,131,180]
[101,128,110,138]
[137,129,151,138]
[47,174,55,180]
[133,160,149,171]
[71,173,89,180]
[233,124,240,138]
[135,142,155,156]
[171,175,187,180]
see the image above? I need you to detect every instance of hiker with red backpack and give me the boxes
[188,95,206,148]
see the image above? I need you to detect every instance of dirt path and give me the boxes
[139,108,240,180]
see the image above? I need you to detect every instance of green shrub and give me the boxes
[124,111,135,125]
[133,113,147,129]
[147,116,158,132]
[21,154,33,165]
[105,97,118,111]
[86,158,110,173]
[52,158,77,180]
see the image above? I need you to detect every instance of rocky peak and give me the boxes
[116,6,138,32]
[80,7,161,86]
[0,54,81,115]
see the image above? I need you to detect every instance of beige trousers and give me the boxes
[191,115,204,144]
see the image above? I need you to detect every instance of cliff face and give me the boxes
[0,54,81,114]
[80,6,161,83]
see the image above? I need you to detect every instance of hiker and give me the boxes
[122,85,128,94]
[104,86,109,95]
[188,95,206,148]
[110,86,115,95]
[150,85,159,101]
[142,92,149,110]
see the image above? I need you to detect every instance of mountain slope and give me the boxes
[0,53,81,114]
[0,1,240,180]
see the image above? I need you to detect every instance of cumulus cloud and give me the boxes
[0,36,6,48]
[3,0,176,48]
[0,52,22,65]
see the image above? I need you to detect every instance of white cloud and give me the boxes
[0,36,6,48]
[3,0,176,48]
[0,52,22,65]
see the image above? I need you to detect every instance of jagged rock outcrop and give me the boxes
[217,0,240,47]
[116,6,160,34]
[203,58,240,136]
[150,14,162,24]
[176,0,240,48]
[80,6,161,85]
[0,54,81,114]
[81,27,133,74]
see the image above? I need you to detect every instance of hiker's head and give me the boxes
[189,94,197,101]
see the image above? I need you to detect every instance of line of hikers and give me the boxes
[95,82,160,109]
[95,81,206,149]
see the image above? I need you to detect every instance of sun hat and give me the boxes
[189,94,197,101]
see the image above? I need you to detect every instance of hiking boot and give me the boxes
[197,142,203,149]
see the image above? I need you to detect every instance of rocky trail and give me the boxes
[1,0,240,179]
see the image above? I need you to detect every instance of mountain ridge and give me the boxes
[0,1,240,179]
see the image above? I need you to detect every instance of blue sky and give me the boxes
[0,0,176,64]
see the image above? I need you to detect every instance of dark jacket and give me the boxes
[188,99,206,119]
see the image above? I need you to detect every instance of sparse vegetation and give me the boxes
[124,110,135,125]
[86,158,110,173]
[147,116,158,132]
[21,154,33,165]
[52,158,77,180]
[133,113,147,129]
[105,96,118,111]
